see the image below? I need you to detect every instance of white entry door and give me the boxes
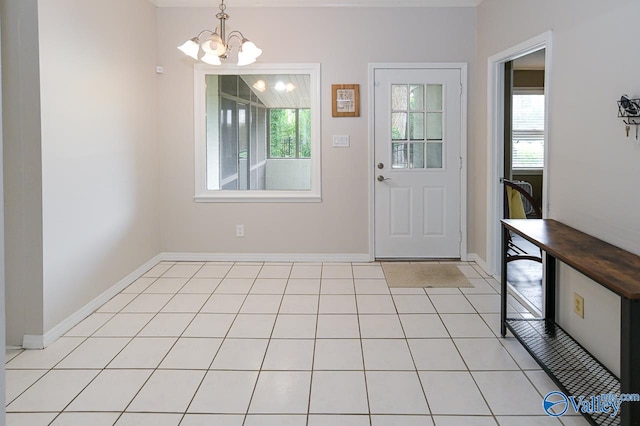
[374,67,463,258]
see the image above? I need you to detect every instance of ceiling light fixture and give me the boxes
[177,0,262,66]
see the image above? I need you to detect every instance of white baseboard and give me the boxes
[160,252,373,263]
[31,253,164,349]
[467,253,491,276]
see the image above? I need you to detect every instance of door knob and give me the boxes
[377,175,390,182]
[377,163,384,169]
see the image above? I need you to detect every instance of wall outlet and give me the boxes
[236,224,245,238]
[574,292,584,318]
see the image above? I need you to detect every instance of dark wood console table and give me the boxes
[501,219,640,426]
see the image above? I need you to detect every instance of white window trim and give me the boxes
[193,63,322,203]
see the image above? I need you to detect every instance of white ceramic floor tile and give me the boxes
[308,415,370,426]
[250,278,288,294]
[240,294,283,314]
[159,337,222,369]
[115,413,183,426]
[366,371,429,414]
[93,313,154,337]
[556,417,591,425]
[290,264,322,279]
[50,412,121,426]
[465,294,502,313]
[6,349,24,362]
[248,371,312,413]
[56,337,130,369]
[262,339,314,370]
[244,415,307,426]
[226,264,262,279]
[227,314,276,338]
[65,313,115,336]
[458,264,483,279]
[272,314,317,339]
[210,338,268,370]
[430,295,477,313]
[313,339,363,370]
[440,314,495,337]
[501,337,541,369]
[179,278,222,293]
[310,371,369,414]
[354,279,390,294]
[391,288,427,295]
[180,414,244,426]
[6,413,59,426]
[472,371,544,415]
[362,339,415,370]
[127,369,205,413]
[524,370,562,399]
[320,279,355,294]
[432,416,497,425]
[200,294,245,313]
[5,369,48,404]
[6,337,84,369]
[66,369,152,411]
[460,279,499,295]
[7,369,99,412]
[392,295,437,314]
[182,313,235,337]
[137,313,196,337]
[107,337,176,368]
[322,264,353,279]
[143,277,189,293]
[454,338,520,370]
[495,416,562,425]
[215,278,256,294]
[319,295,357,314]
[407,339,467,371]
[258,265,292,279]
[96,294,137,312]
[371,415,434,426]
[285,278,321,294]
[425,288,462,295]
[188,370,258,414]
[316,315,360,338]
[353,265,385,279]
[162,263,203,278]
[419,371,491,415]
[143,263,174,278]
[193,264,233,279]
[161,293,209,312]
[359,314,405,338]
[122,277,156,293]
[399,314,450,338]
[357,294,397,314]
[121,293,173,313]
[279,294,319,314]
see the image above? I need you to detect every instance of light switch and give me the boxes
[333,135,350,148]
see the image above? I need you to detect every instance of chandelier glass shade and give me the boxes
[177,0,262,66]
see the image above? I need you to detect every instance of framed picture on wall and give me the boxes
[332,84,360,117]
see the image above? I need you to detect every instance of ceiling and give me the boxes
[150,0,483,7]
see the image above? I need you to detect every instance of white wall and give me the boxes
[157,6,476,256]
[475,0,640,375]
[0,9,7,419]
[37,0,160,335]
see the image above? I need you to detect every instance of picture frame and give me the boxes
[332,84,360,117]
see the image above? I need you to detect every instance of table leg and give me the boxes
[544,253,556,334]
[620,298,640,425]
[500,224,508,337]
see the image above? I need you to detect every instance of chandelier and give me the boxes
[177,0,262,66]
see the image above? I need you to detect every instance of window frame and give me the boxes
[193,63,321,202]
[512,88,545,172]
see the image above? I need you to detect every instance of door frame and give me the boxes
[368,63,468,261]
[486,32,552,277]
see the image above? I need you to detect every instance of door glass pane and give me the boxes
[409,85,424,111]
[392,113,407,140]
[392,85,408,110]
[427,112,443,140]
[392,143,408,168]
[409,113,425,140]
[410,142,425,169]
[426,142,443,169]
[427,84,443,111]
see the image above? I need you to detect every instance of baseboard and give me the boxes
[467,253,491,276]
[160,252,373,263]
[34,253,164,349]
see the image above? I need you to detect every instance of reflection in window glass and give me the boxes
[411,143,425,169]
[426,142,443,169]
[426,112,443,140]
[392,113,407,140]
[426,84,443,111]
[392,85,408,111]
[410,113,425,140]
[410,85,424,111]
[392,143,408,169]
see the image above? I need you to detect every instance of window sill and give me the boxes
[512,168,543,176]
[194,192,322,203]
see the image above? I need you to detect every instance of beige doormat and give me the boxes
[382,263,472,288]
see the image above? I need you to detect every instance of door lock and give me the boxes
[377,175,391,182]
[377,163,384,169]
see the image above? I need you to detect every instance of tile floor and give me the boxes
[5,261,589,426]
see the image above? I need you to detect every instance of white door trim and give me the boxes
[368,63,468,261]
[486,32,553,277]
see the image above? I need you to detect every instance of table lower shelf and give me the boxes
[506,318,621,426]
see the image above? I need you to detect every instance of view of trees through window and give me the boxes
[269,109,311,158]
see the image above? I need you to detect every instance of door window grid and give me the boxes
[391,84,444,169]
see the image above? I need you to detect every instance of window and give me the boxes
[512,91,545,170]
[194,64,321,202]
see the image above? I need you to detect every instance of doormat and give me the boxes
[382,263,472,288]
